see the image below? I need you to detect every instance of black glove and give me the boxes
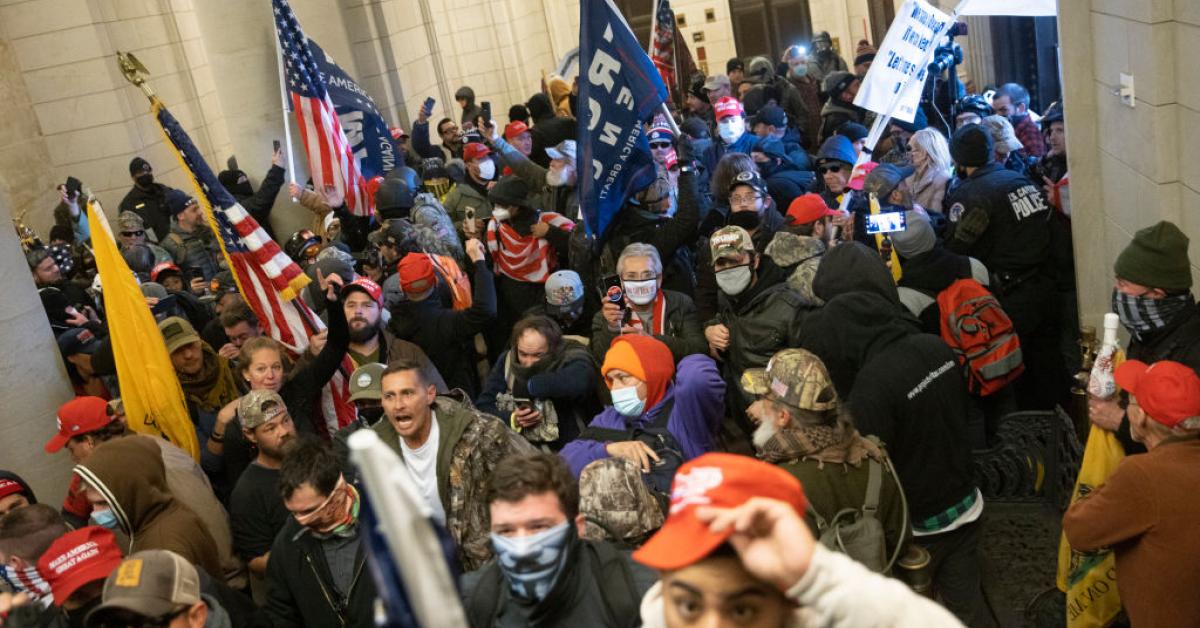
[676,134,696,166]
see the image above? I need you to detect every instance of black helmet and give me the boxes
[956,95,993,119]
[285,229,322,264]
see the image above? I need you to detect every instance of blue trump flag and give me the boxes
[308,39,398,178]
[577,0,669,238]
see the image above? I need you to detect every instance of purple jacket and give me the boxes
[560,354,725,477]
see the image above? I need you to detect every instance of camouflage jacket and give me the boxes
[764,231,826,306]
[370,393,534,571]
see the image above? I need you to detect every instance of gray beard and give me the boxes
[752,418,778,451]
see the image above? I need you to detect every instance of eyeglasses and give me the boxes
[729,192,762,205]
[120,230,145,237]
[621,272,658,281]
[649,142,672,150]
[817,165,844,174]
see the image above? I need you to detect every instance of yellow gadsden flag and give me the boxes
[87,198,199,460]
[1057,384,1126,625]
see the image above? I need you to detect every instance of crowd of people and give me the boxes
[4,35,1200,628]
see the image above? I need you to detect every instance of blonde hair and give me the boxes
[909,128,952,176]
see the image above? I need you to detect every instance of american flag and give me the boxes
[650,0,679,102]
[273,0,371,216]
[153,102,357,434]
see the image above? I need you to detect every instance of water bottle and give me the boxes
[1087,313,1121,400]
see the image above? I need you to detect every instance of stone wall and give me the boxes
[1060,0,1200,328]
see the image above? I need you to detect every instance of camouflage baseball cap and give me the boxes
[740,348,838,412]
[349,363,386,402]
[238,389,287,430]
[709,225,755,262]
[117,211,144,231]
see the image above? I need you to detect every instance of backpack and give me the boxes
[808,453,906,575]
[578,398,682,512]
[936,277,1024,396]
[465,541,639,628]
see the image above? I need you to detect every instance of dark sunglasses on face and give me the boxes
[121,230,145,237]
[818,164,844,174]
[650,142,672,150]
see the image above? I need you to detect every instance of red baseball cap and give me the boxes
[46,397,114,453]
[713,97,744,122]
[397,253,436,296]
[1115,360,1200,428]
[389,126,409,140]
[341,276,382,306]
[463,142,491,162]
[786,193,838,225]
[0,478,28,501]
[37,526,123,606]
[633,453,807,571]
[504,121,530,140]
[846,161,878,191]
[150,262,181,283]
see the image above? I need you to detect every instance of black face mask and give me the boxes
[357,405,384,427]
[135,173,154,188]
[65,597,102,628]
[728,210,762,231]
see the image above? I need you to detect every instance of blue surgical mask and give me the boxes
[490,521,572,602]
[90,508,120,531]
[611,385,646,417]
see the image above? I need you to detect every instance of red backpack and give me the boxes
[936,278,1024,396]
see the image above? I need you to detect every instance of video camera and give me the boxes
[922,21,969,136]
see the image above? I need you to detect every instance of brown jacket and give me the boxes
[74,436,223,579]
[370,393,534,571]
[1062,436,1200,628]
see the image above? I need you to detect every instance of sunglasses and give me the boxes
[817,165,844,174]
[121,230,145,237]
[649,142,672,150]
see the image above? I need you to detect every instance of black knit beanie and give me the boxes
[950,124,993,168]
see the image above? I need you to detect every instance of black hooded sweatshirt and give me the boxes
[801,243,975,522]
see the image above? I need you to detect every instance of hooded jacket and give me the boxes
[694,207,788,322]
[560,354,725,477]
[527,94,577,168]
[456,86,482,126]
[801,244,975,522]
[74,437,223,579]
[764,231,827,305]
[818,100,864,146]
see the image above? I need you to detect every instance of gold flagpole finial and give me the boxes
[117,51,155,100]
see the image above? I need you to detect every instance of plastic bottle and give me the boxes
[1087,313,1121,399]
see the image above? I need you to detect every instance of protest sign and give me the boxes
[853,0,952,123]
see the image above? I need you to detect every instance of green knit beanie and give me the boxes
[1114,221,1192,290]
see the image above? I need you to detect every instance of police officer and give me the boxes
[944,124,1065,410]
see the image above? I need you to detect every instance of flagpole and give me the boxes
[273,27,298,202]
[644,0,681,137]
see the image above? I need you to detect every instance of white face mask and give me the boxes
[623,279,657,306]
[492,206,512,222]
[476,159,496,181]
[719,117,745,144]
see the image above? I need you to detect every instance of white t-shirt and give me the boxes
[400,411,447,524]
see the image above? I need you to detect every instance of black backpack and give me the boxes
[578,398,682,509]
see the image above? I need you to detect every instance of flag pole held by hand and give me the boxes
[272,21,299,203]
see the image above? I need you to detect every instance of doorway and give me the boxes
[729,0,813,62]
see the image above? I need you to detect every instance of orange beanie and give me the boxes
[602,335,676,410]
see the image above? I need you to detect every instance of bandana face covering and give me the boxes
[1111,289,1193,339]
[294,476,360,537]
[490,521,572,602]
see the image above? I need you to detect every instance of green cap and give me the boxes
[709,225,755,263]
[740,348,838,412]
[158,317,201,354]
[238,389,286,430]
[349,363,387,402]
[1114,221,1192,291]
